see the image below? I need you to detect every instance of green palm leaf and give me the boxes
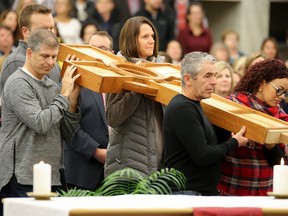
[58,188,93,197]
[59,168,186,197]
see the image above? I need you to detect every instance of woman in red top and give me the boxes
[218,59,288,196]
[177,2,212,54]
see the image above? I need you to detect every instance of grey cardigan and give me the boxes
[0,68,80,189]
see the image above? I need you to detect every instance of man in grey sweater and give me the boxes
[0,29,81,215]
[0,4,61,127]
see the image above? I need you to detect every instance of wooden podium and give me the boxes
[58,44,288,145]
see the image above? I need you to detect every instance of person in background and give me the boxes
[0,28,81,216]
[0,25,15,58]
[0,10,18,34]
[13,0,56,14]
[158,51,172,63]
[64,31,112,191]
[37,0,56,14]
[243,52,267,75]
[0,4,61,96]
[0,0,14,12]
[232,55,247,78]
[0,25,15,127]
[13,0,37,15]
[88,31,113,53]
[0,25,15,72]
[54,0,83,44]
[135,0,175,51]
[213,61,234,98]
[218,59,288,196]
[166,39,183,65]
[164,0,194,37]
[164,51,248,196]
[232,71,241,87]
[0,9,20,46]
[222,29,245,65]
[261,37,279,60]
[114,0,143,24]
[80,22,98,44]
[209,42,230,63]
[72,0,94,23]
[104,16,165,177]
[86,0,122,52]
[177,2,212,54]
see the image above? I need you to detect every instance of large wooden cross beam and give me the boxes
[58,44,288,144]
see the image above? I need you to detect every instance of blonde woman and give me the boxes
[214,61,234,97]
[232,55,247,77]
[243,52,267,75]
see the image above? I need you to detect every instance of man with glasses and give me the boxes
[63,31,112,190]
[88,31,114,53]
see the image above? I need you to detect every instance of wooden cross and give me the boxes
[58,44,288,145]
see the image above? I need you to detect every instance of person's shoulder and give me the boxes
[5,49,24,63]
[2,43,26,67]
[166,95,200,118]
[6,68,25,81]
[1,52,25,78]
[167,94,191,109]
[81,87,94,96]
[4,69,26,89]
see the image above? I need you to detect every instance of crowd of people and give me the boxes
[1,1,288,215]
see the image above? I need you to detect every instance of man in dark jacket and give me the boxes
[64,31,111,190]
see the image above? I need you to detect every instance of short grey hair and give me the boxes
[181,52,216,86]
[27,28,59,52]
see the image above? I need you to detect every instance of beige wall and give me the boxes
[202,0,270,55]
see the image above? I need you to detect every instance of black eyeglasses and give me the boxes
[269,82,288,96]
[91,45,111,52]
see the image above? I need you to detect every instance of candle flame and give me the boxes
[281,158,284,166]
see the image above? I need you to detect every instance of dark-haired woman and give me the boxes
[218,59,288,196]
[104,16,165,177]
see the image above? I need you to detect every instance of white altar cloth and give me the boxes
[3,194,288,216]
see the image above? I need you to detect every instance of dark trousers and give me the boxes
[0,175,62,216]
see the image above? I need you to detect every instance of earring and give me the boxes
[259,88,262,92]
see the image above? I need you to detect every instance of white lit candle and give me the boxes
[33,161,51,194]
[273,158,288,194]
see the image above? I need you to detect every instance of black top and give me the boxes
[164,94,238,195]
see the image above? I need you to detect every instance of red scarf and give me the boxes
[227,92,288,121]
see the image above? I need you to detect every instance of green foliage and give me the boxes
[59,168,186,197]
[59,188,93,197]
